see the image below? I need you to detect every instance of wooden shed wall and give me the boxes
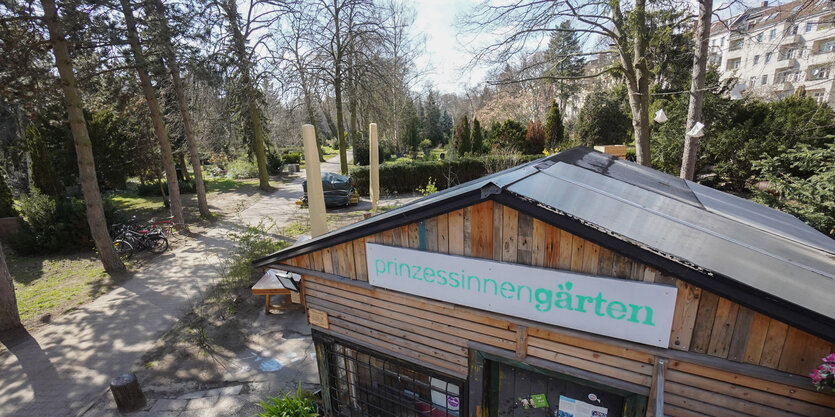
[281,201,835,415]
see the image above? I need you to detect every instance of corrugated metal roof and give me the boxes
[253,147,835,340]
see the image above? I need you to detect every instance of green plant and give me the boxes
[257,384,318,417]
[416,177,438,196]
[266,151,284,175]
[0,169,16,218]
[350,154,539,196]
[282,152,302,165]
[226,157,259,179]
[136,180,196,197]
[8,189,119,254]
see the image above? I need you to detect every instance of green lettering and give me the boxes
[575,295,593,313]
[398,263,410,277]
[500,282,515,299]
[483,278,498,295]
[375,260,385,276]
[449,272,460,288]
[467,275,481,292]
[627,304,655,326]
[411,265,422,280]
[606,301,627,320]
[437,270,448,285]
[534,289,553,312]
[554,291,573,310]
[593,292,607,317]
[423,267,435,282]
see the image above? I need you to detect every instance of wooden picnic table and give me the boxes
[251,270,294,314]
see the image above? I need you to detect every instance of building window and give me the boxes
[727,58,741,70]
[811,66,830,79]
[730,39,744,50]
[822,39,835,52]
[789,25,798,35]
[761,74,768,85]
[783,48,795,59]
[765,52,773,63]
[753,55,760,64]
[757,33,764,42]
[316,333,465,417]
[806,22,814,32]
[770,28,776,40]
[812,91,825,104]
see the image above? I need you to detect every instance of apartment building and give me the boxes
[709,0,835,106]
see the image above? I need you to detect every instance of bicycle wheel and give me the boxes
[114,239,134,259]
[148,235,169,254]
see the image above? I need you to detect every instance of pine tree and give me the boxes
[544,21,585,111]
[544,100,565,149]
[454,115,471,156]
[0,169,16,218]
[24,126,62,196]
[471,117,483,155]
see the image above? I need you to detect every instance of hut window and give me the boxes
[317,333,465,416]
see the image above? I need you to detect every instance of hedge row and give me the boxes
[349,154,541,196]
[137,180,197,197]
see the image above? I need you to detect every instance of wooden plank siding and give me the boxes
[275,201,835,414]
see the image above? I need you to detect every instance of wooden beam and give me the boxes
[515,325,528,359]
[646,358,667,417]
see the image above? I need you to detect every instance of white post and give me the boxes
[302,124,327,237]
[369,123,379,212]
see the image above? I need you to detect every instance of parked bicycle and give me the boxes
[110,223,169,259]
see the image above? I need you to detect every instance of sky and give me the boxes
[411,0,486,94]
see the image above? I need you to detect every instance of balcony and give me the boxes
[780,34,802,45]
[776,58,798,69]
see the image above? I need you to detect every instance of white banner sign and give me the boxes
[366,243,678,347]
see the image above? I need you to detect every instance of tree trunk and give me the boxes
[680,0,713,180]
[223,0,270,190]
[150,0,210,217]
[631,0,652,167]
[0,242,21,331]
[120,0,187,232]
[334,75,348,174]
[178,153,190,181]
[41,0,125,273]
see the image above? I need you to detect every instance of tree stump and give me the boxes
[109,373,145,412]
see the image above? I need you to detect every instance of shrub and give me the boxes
[226,158,259,179]
[282,152,302,165]
[524,120,546,155]
[8,190,118,254]
[266,151,284,175]
[136,180,196,197]
[256,384,318,417]
[0,169,16,218]
[350,154,540,196]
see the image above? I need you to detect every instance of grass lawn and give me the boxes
[7,250,124,329]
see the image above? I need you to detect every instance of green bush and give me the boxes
[256,384,318,417]
[8,190,118,254]
[266,152,284,175]
[282,152,302,165]
[136,180,197,197]
[0,169,16,218]
[226,158,259,179]
[350,154,540,196]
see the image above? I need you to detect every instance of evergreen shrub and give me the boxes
[350,154,540,196]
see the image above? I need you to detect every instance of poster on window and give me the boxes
[557,395,608,417]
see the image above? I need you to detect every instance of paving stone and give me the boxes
[176,391,207,400]
[149,399,189,413]
[204,385,243,397]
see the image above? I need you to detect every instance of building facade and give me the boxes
[710,0,835,105]
[255,148,835,417]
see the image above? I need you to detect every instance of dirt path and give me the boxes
[0,153,393,417]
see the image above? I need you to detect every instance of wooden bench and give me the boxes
[252,270,298,314]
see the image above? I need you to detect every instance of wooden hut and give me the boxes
[254,147,835,417]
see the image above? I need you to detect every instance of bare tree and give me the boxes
[40,0,125,272]
[119,0,187,232]
[460,0,692,166]
[147,0,211,218]
[680,0,713,180]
